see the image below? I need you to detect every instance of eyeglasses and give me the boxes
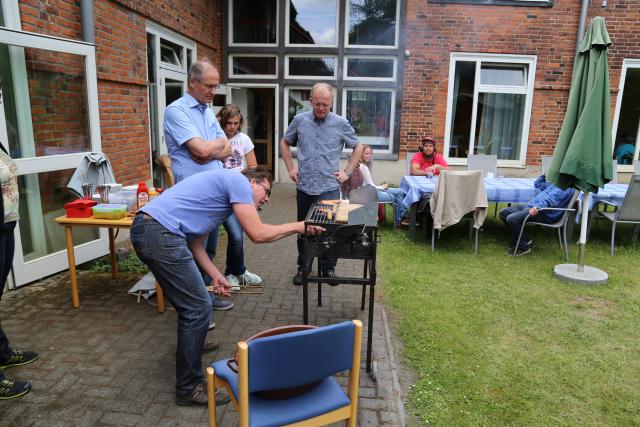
[311,102,331,110]
[257,182,271,197]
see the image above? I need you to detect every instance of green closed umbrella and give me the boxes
[547,17,612,284]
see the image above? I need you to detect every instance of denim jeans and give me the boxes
[130,215,212,396]
[377,188,408,225]
[0,221,16,361]
[499,205,546,249]
[296,188,340,272]
[202,213,246,285]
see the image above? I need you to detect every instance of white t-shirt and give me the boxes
[224,132,255,171]
[358,163,384,190]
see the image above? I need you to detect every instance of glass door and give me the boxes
[0,27,106,287]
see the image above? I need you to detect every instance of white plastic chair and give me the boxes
[467,154,497,176]
[599,174,640,255]
[541,155,553,175]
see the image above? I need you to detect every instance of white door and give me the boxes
[157,68,187,156]
[0,28,107,287]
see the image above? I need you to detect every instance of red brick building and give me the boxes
[1,0,639,284]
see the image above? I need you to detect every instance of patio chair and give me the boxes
[635,160,640,175]
[468,154,499,216]
[429,170,488,255]
[598,174,640,255]
[206,320,363,427]
[514,189,580,261]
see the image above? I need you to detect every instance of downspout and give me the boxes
[80,0,95,44]
[575,0,590,57]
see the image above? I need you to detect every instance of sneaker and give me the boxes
[212,298,234,311]
[208,320,216,331]
[508,240,533,251]
[226,274,241,292]
[322,269,339,287]
[506,246,532,256]
[175,383,230,407]
[0,350,39,370]
[238,270,262,286]
[293,270,304,286]
[202,340,220,354]
[0,376,31,400]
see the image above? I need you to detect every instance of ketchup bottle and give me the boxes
[136,181,149,210]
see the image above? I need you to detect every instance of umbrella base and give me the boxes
[554,263,608,285]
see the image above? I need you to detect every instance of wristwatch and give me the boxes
[344,169,352,177]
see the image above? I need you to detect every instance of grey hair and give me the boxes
[188,59,216,83]
[310,82,335,100]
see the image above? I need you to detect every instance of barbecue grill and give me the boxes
[300,185,379,375]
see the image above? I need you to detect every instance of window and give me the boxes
[230,55,277,78]
[285,87,313,126]
[346,0,399,47]
[344,56,396,80]
[343,89,395,152]
[286,56,337,79]
[612,59,640,168]
[444,53,536,166]
[288,0,338,46]
[231,0,278,45]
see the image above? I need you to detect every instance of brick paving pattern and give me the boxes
[0,183,406,426]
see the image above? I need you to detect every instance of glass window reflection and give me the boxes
[289,0,337,46]
[232,0,277,44]
[348,0,397,46]
[232,56,277,76]
[346,57,394,79]
[288,57,336,77]
[345,90,393,150]
[287,88,312,125]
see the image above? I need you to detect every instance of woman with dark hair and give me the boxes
[212,104,262,291]
[0,142,39,400]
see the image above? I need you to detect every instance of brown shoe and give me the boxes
[175,383,230,406]
[202,340,220,354]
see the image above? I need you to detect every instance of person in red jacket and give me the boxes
[410,137,448,176]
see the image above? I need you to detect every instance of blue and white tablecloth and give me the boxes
[588,183,628,208]
[400,176,537,208]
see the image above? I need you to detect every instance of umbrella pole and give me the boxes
[553,191,607,285]
[576,192,591,272]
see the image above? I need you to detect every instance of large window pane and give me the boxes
[346,89,393,149]
[449,61,475,158]
[18,169,98,262]
[288,57,336,77]
[232,0,277,44]
[232,56,277,76]
[613,67,640,165]
[289,0,337,45]
[0,45,90,158]
[474,93,524,160]
[348,0,397,46]
[346,57,394,79]
[287,88,312,125]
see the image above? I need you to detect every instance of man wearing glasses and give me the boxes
[280,82,363,285]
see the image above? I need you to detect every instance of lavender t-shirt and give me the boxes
[141,169,253,239]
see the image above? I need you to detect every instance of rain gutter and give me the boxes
[575,0,590,57]
[80,0,95,44]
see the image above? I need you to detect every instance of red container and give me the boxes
[64,199,97,218]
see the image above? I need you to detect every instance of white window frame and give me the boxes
[229,0,279,47]
[285,54,338,80]
[344,0,400,49]
[229,54,278,79]
[443,52,537,168]
[285,0,339,48]
[341,87,396,154]
[343,55,397,81]
[146,21,195,74]
[611,58,640,173]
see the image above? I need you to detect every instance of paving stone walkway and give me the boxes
[0,183,408,426]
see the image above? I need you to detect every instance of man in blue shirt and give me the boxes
[499,175,574,256]
[131,168,323,407]
[280,83,363,285]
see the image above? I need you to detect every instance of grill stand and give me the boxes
[300,228,378,377]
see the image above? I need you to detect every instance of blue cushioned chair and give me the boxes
[206,320,363,427]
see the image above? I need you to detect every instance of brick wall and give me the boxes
[401,0,640,168]
[18,0,222,185]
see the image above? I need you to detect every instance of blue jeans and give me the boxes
[130,215,212,396]
[499,205,546,249]
[203,213,245,284]
[296,188,340,272]
[377,188,408,225]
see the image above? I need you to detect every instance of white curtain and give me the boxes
[476,93,524,160]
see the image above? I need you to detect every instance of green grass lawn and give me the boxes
[377,212,640,425]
